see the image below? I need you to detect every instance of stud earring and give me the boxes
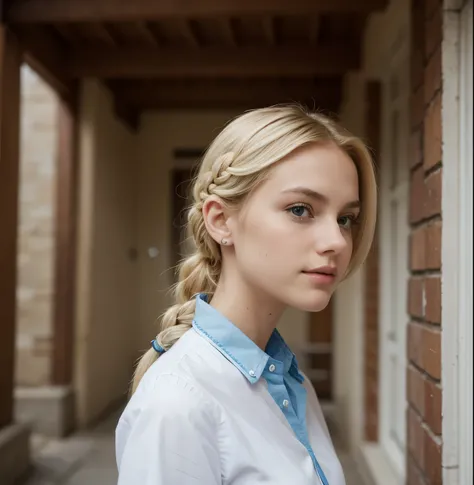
[221,238,228,245]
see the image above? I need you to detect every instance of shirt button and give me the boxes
[282,399,289,408]
[249,370,256,377]
[268,364,276,372]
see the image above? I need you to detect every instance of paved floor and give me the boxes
[23,408,367,485]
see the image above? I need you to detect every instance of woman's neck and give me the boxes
[209,274,285,350]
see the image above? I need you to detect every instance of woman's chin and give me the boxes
[289,288,334,313]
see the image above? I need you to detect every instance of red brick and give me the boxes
[425,169,442,218]
[410,228,426,271]
[410,167,427,223]
[407,365,425,416]
[412,47,425,92]
[408,322,423,367]
[421,326,441,380]
[425,276,441,324]
[424,428,442,484]
[424,92,442,170]
[425,222,442,270]
[408,277,424,317]
[407,454,426,485]
[412,85,426,129]
[425,5,442,60]
[408,406,425,470]
[424,45,442,104]
[365,380,379,438]
[424,378,442,434]
[410,129,423,169]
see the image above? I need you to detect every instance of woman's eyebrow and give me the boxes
[281,186,360,209]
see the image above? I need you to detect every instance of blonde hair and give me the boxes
[131,105,377,394]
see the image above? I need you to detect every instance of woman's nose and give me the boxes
[313,220,348,255]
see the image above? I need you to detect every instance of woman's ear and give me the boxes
[202,196,233,246]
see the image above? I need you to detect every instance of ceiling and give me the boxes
[4,1,388,127]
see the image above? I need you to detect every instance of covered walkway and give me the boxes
[1,1,389,483]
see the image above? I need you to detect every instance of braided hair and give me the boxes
[130,105,377,394]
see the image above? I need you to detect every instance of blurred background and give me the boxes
[0,0,472,484]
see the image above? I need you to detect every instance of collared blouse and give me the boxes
[116,294,346,485]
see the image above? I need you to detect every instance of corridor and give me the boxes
[23,407,367,485]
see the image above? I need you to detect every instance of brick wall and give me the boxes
[15,66,58,386]
[407,0,443,484]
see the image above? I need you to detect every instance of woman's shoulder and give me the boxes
[119,330,222,424]
[116,360,223,455]
[115,357,223,474]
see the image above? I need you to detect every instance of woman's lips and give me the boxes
[302,271,336,285]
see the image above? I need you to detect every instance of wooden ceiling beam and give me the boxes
[7,0,389,23]
[135,22,160,46]
[0,0,15,21]
[179,20,199,48]
[134,99,340,111]
[95,23,118,47]
[110,80,342,111]
[309,17,320,45]
[263,17,276,46]
[219,19,237,46]
[14,25,70,96]
[67,45,359,78]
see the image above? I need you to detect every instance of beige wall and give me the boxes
[74,106,310,425]
[336,0,410,452]
[15,66,58,387]
[75,80,138,426]
[135,110,308,357]
[135,111,238,350]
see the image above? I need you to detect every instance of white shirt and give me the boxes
[116,295,346,485]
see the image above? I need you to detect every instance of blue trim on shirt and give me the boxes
[192,293,330,485]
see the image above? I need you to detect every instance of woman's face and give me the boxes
[227,141,360,312]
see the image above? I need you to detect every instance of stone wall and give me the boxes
[15,65,58,387]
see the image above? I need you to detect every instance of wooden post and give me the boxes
[0,25,21,429]
[52,86,78,386]
[363,80,382,442]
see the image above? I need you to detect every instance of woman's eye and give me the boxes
[338,215,356,229]
[289,205,311,218]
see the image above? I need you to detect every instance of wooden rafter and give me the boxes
[262,17,276,46]
[53,24,80,47]
[135,21,159,46]
[113,97,140,132]
[7,0,390,23]
[179,19,199,48]
[309,16,320,45]
[95,23,117,47]
[219,18,237,46]
[14,25,70,96]
[67,45,359,78]
[110,79,342,110]
[0,0,15,21]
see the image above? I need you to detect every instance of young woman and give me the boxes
[116,105,377,485]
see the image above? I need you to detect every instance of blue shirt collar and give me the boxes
[192,293,303,385]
